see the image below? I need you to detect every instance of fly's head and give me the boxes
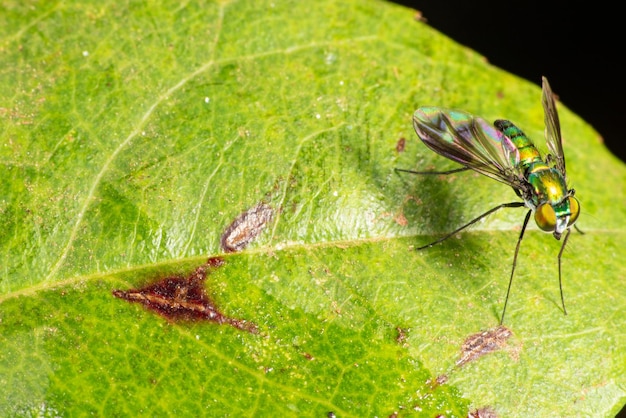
[535,189,580,239]
[528,169,580,239]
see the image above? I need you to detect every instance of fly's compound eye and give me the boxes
[567,196,580,226]
[535,203,556,232]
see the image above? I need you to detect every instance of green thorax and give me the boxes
[526,166,570,213]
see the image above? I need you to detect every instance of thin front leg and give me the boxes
[557,228,572,315]
[395,167,471,175]
[500,209,532,325]
[418,201,526,250]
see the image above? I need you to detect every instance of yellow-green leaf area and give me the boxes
[1,0,625,417]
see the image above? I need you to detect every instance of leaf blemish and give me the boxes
[426,373,449,390]
[396,136,406,153]
[456,325,512,367]
[220,203,274,253]
[395,326,409,346]
[468,406,499,418]
[112,257,258,333]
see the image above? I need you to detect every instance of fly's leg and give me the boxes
[500,209,532,325]
[395,167,471,175]
[557,228,572,315]
[417,202,526,250]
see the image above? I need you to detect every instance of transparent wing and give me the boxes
[413,107,526,190]
[541,76,566,176]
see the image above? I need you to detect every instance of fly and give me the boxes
[398,77,581,324]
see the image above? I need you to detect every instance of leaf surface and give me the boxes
[1,1,625,416]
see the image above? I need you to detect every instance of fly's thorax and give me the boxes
[526,166,568,206]
[526,167,579,238]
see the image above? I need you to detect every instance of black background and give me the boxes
[391,2,625,417]
[392,1,626,164]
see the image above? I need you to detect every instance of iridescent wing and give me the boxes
[414,107,526,190]
[541,76,566,177]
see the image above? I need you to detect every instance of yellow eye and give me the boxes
[535,204,556,231]
[568,196,580,226]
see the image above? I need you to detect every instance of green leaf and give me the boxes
[1,0,625,416]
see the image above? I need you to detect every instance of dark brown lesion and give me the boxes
[113,257,258,333]
[456,325,512,367]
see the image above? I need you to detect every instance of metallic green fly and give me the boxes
[398,77,581,324]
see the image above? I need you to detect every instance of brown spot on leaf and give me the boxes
[220,203,274,253]
[394,212,408,227]
[395,326,409,346]
[468,406,498,418]
[206,255,226,268]
[112,257,257,333]
[396,137,406,153]
[413,11,427,22]
[426,373,448,390]
[456,325,512,367]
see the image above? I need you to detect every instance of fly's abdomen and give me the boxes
[494,119,542,168]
